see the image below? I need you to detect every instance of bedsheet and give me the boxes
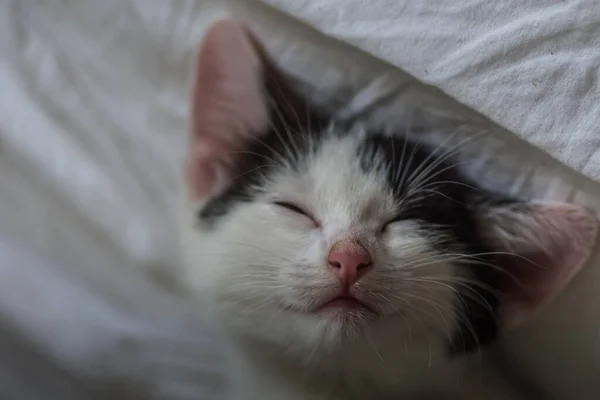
[262,0,600,182]
[1,0,600,399]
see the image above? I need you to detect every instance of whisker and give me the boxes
[266,95,300,165]
[406,277,496,313]
[406,129,483,192]
[403,125,469,188]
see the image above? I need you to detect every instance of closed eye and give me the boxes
[273,201,318,226]
[274,201,310,216]
[381,215,405,232]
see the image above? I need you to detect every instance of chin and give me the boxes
[317,305,377,337]
[241,304,383,356]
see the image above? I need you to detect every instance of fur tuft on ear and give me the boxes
[477,201,598,327]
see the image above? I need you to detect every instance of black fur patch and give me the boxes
[357,133,504,354]
[198,122,327,224]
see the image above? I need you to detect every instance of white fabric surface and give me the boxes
[1,0,600,399]
[261,0,600,182]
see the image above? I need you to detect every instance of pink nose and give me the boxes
[328,239,373,287]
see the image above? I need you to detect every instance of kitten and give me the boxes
[177,20,598,400]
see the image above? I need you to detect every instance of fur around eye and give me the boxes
[273,201,318,225]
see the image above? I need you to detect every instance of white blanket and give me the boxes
[263,0,600,181]
[1,0,599,399]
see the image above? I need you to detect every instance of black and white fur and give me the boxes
[177,20,598,400]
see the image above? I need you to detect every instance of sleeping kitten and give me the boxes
[177,20,598,400]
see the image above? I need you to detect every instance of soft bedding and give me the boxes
[262,0,600,181]
[1,0,600,399]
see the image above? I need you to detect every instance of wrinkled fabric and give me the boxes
[261,0,600,181]
[1,0,600,399]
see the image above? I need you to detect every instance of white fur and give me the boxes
[178,132,498,399]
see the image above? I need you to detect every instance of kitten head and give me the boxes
[179,20,598,369]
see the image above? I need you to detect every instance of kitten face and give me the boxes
[183,127,482,355]
[179,19,597,387]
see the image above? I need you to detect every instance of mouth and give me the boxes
[316,296,377,315]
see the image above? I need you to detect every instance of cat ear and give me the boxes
[477,201,598,327]
[186,20,267,199]
[186,19,318,199]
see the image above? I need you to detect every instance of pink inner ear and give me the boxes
[499,202,598,326]
[186,20,269,199]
